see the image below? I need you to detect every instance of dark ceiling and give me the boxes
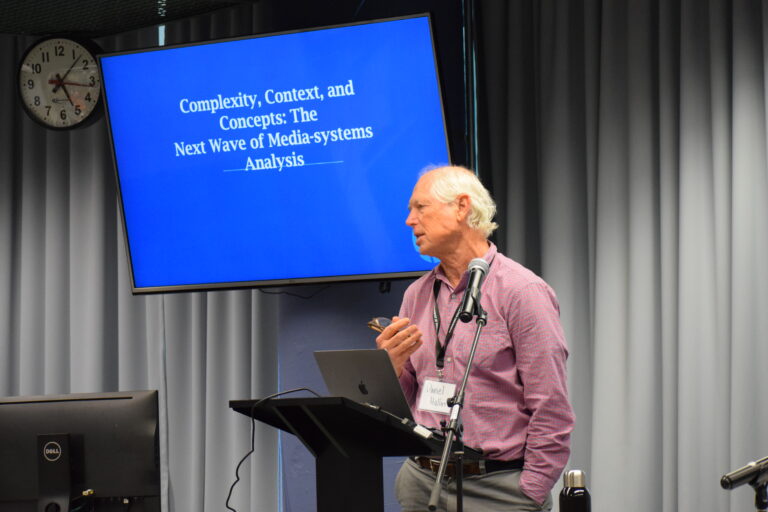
[0,0,247,38]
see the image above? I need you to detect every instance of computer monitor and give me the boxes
[0,390,160,512]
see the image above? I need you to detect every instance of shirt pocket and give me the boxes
[451,316,511,367]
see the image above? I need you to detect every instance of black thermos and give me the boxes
[559,469,591,512]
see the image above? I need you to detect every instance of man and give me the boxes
[376,166,574,511]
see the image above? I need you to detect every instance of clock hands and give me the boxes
[60,86,75,107]
[48,79,94,87]
[53,74,74,106]
[52,53,83,93]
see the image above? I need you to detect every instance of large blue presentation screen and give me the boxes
[100,15,449,292]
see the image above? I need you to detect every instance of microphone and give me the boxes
[721,455,768,489]
[458,258,490,322]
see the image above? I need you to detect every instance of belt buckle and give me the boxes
[429,458,441,473]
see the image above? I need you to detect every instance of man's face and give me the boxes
[405,173,461,258]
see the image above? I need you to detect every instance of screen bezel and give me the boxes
[99,13,452,294]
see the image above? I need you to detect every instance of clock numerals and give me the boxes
[18,38,103,129]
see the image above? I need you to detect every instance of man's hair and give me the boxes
[425,165,499,237]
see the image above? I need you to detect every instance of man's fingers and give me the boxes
[376,317,422,377]
[385,329,422,356]
[376,319,415,347]
[380,325,419,350]
[379,317,410,340]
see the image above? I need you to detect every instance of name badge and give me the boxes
[417,379,457,415]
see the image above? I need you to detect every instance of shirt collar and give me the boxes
[433,242,497,292]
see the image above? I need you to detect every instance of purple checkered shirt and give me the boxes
[398,243,574,504]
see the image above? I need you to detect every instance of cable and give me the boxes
[225,387,322,512]
[68,489,95,512]
[352,0,368,20]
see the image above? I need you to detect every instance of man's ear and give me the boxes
[455,194,471,222]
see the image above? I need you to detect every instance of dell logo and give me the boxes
[43,441,62,462]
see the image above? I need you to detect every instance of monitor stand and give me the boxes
[37,434,74,512]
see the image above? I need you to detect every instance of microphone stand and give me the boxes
[427,301,487,512]
[752,481,768,512]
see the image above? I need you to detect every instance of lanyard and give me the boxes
[432,279,463,373]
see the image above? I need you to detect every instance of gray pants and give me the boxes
[395,458,552,512]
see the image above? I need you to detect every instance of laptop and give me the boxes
[314,348,413,420]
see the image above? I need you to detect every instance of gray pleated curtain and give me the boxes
[478,1,768,511]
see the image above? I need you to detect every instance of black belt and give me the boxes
[411,456,524,479]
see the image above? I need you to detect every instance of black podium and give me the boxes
[229,396,450,512]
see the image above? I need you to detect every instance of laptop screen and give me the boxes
[314,349,413,420]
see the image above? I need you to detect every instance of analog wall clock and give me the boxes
[18,37,103,130]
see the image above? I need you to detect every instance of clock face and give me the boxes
[18,38,102,129]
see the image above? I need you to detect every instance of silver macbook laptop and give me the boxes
[314,348,413,420]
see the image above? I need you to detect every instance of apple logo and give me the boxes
[358,380,369,395]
